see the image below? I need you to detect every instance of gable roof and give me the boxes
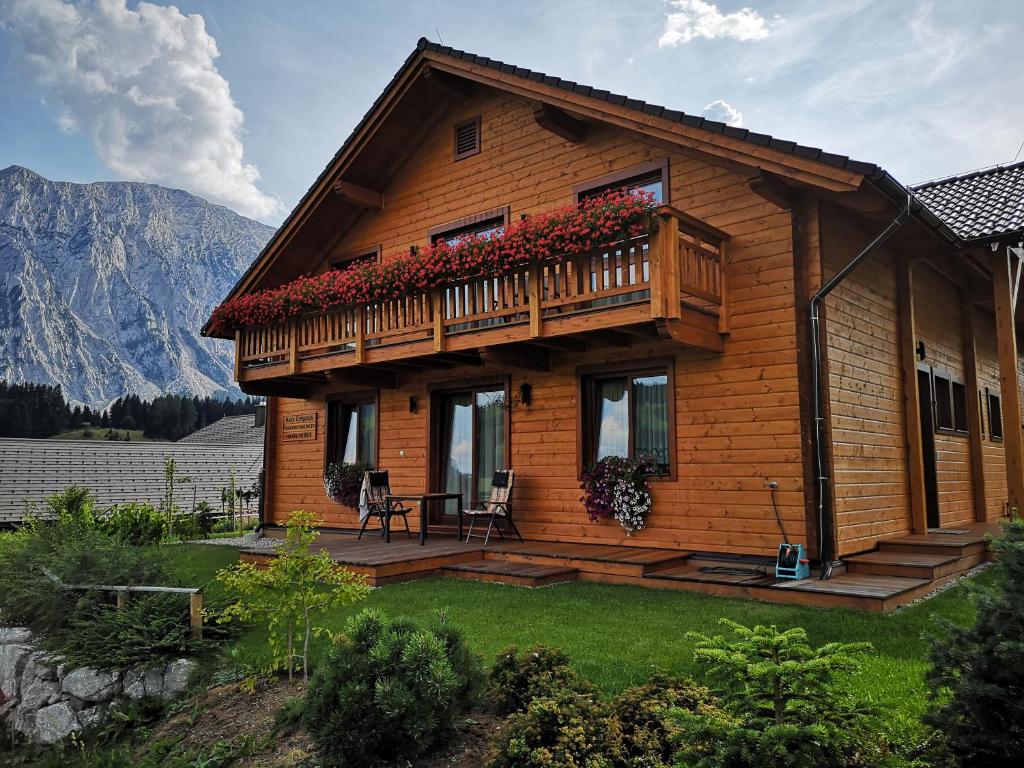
[177,414,265,445]
[206,38,899,329]
[912,161,1024,242]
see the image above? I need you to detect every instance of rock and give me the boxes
[122,669,145,700]
[78,705,104,729]
[12,705,38,738]
[0,698,16,719]
[0,627,32,645]
[162,659,196,698]
[20,677,60,711]
[62,668,117,703]
[0,643,32,699]
[34,701,80,744]
[143,668,164,698]
[25,652,59,682]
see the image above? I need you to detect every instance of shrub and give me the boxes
[217,511,370,679]
[669,620,896,768]
[925,519,1024,766]
[486,688,611,768]
[604,675,714,768]
[98,502,167,545]
[487,645,588,715]
[194,501,215,538]
[323,461,371,507]
[304,609,479,767]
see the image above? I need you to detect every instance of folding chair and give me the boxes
[463,469,522,546]
[358,470,412,540]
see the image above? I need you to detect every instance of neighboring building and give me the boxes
[177,407,267,445]
[0,437,262,526]
[204,40,1024,575]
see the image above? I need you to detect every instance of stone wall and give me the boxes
[0,626,195,744]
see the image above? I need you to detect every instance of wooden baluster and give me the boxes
[648,214,665,317]
[529,262,542,337]
[718,241,729,334]
[432,288,445,352]
[234,330,242,381]
[355,306,366,363]
[288,319,298,374]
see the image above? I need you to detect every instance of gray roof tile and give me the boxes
[912,162,1024,240]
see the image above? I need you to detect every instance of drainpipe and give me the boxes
[810,193,911,579]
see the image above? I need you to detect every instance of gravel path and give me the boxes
[184,536,281,549]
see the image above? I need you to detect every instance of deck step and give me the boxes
[845,550,970,579]
[484,543,691,577]
[878,536,988,559]
[441,560,578,587]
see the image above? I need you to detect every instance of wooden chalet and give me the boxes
[206,40,1024,610]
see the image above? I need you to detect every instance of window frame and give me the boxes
[576,357,676,481]
[323,391,380,469]
[330,245,381,271]
[572,157,670,205]
[930,369,968,437]
[428,206,510,245]
[986,387,1004,442]
[453,115,481,161]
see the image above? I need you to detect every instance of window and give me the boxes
[573,158,668,204]
[987,388,1003,441]
[429,206,508,247]
[331,245,380,271]
[453,116,481,161]
[930,370,968,435]
[432,383,507,513]
[952,381,968,433]
[326,397,377,466]
[581,363,673,474]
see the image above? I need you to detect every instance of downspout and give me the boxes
[809,192,911,579]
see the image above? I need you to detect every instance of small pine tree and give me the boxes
[671,620,891,768]
[925,519,1024,766]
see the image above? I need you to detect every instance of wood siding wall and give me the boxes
[264,89,806,555]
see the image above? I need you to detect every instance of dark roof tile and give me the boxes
[912,161,1024,240]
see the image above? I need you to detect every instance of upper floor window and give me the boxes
[454,116,481,161]
[574,158,669,205]
[429,206,509,247]
[331,245,381,271]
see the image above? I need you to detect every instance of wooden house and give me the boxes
[206,40,1024,608]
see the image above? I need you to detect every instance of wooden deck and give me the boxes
[240,523,997,612]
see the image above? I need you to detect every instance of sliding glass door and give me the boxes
[435,385,506,516]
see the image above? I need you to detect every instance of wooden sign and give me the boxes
[282,412,318,442]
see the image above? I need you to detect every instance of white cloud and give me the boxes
[702,99,744,127]
[0,0,281,221]
[659,0,781,46]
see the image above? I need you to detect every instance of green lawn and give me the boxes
[50,428,152,441]
[172,544,987,727]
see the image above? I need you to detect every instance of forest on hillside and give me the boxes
[0,381,261,441]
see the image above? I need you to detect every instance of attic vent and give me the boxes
[454,116,481,160]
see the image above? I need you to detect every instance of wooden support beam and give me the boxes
[480,344,551,372]
[655,318,725,352]
[433,351,484,366]
[233,329,242,382]
[240,380,314,399]
[332,180,383,209]
[748,171,793,211]
[991,245,1024,515]
[432,289,446,353]
[718,240,731,335]
[529,263,543,338]
[288,320,298,375]
[660,212,681,320]
[898,258,929,534]
[533,103,586,143]
[962,299,989,522]
[355,306,366,364]
[528,336,588,353]
[591,329,641,348]
[422,67,473,100]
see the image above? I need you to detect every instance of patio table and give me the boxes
[385,492,464,545]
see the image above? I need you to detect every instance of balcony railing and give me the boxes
[234,206,728,381]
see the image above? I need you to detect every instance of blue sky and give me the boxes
[1,0,1021,224]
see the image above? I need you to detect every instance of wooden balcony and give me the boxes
[234,206,729,390]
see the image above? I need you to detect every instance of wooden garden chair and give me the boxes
[463,469,522,546]
[358,470,412,540]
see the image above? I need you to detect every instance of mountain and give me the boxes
[0,165,274,409]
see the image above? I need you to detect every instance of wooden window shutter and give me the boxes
[454,116,481,160]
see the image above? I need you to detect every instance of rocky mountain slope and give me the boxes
[0,165,274,408]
